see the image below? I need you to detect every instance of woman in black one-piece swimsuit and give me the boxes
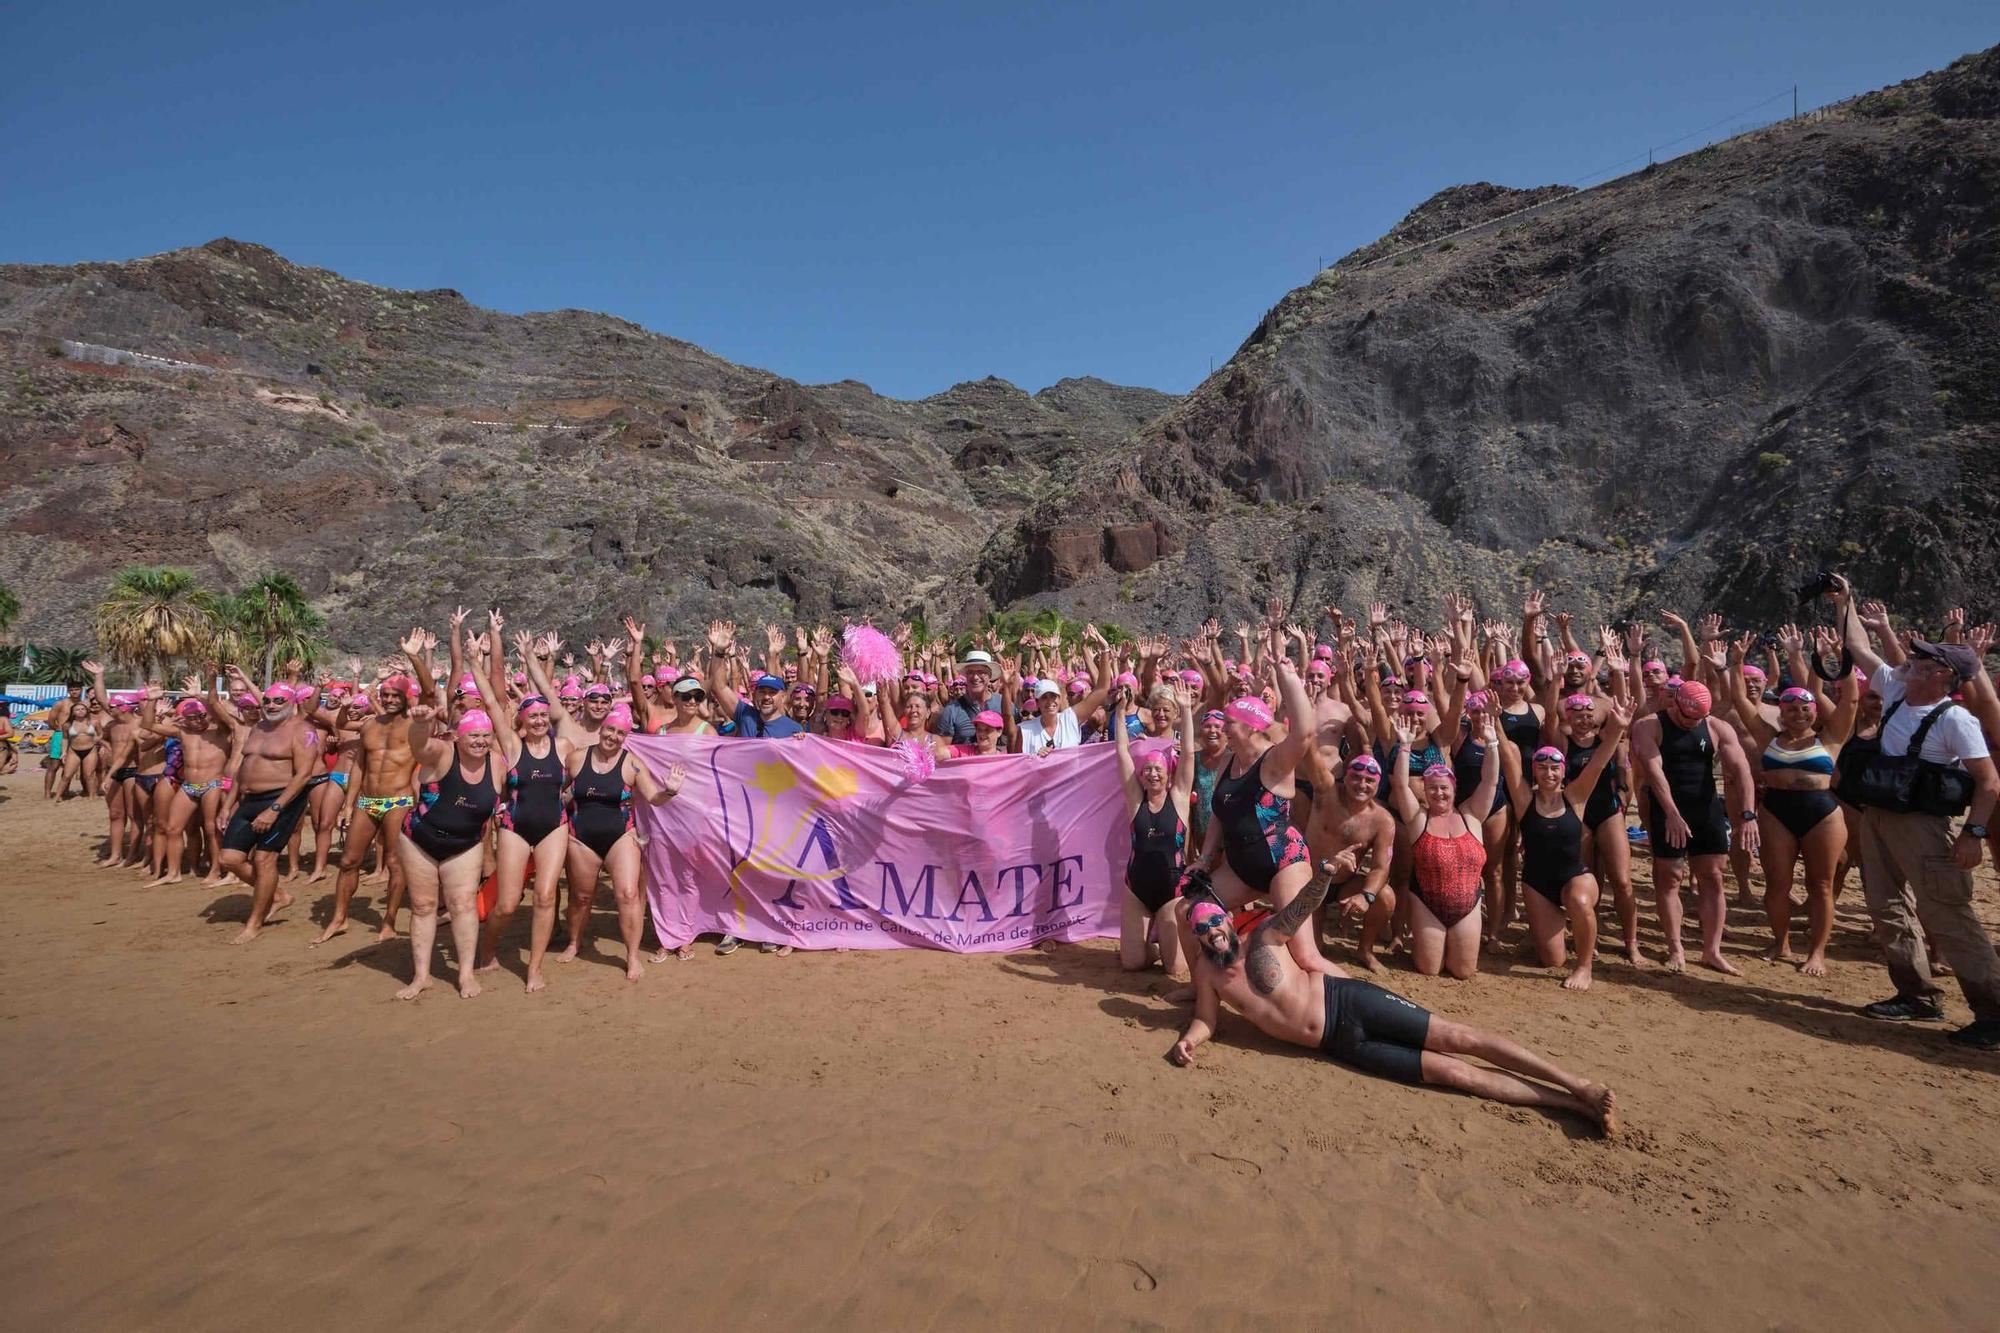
[393,703,506,1001]
[1113,683,1197,975]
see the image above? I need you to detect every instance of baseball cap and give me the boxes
[753,674,785,691]
[1908,638,1979,681]
[974,709,1004,729]
[1034,680,1063,699]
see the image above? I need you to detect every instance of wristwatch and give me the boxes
[1739,810,1756,824]
[1967,823,1990,839]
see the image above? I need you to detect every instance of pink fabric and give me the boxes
[629,734,1167,952]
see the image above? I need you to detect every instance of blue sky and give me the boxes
[3,2,1992,398]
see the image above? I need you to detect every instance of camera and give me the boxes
[1794,570,1838,607]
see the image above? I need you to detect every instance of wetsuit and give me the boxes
[1518,797,1588,903]
[1127,795,1185,913]
[403,758,499,862]
[1760,735,1838,838]
[499,737,567,845]
[1647,715,1731,859]
[1211,754,1308,892]
[569,749,634,858]
[1408,814,1485,926]
[1320,976,1432,1084]
[1566,737,1624,830]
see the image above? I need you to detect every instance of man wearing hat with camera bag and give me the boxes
[1833,578,2000,1049]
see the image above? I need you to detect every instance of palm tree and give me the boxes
[230,573,328,681]
[92,567,218,681]
[25,645,90,687]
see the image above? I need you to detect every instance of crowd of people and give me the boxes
[22,576,2000,1131]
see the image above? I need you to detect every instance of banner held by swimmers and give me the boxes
[627,733,1168,953]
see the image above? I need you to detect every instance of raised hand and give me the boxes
[1390,714,1418,748]
[1659,610,1687,632]
[705,620,736,652]
[1728,632,1753,664]
[182,673,202,694]
[419,630,438,655]
[512,631,537,659]
[1607,698,1634,731]
[398,627,425,657]
[1944,606,1967,642]
[82,658,103,676]
[766,623,786,652]
[662,762,686,799]
[1553,610,1572,633]
[811,625,834,655]
[1264,597,1286,628]
[1968,623,1995,659]
[1698,612,1723,644]
[623,615,645,645]
[604,636,627,660]
[541,634,563,659]
[1522,589,1546,620]
[1368,601,1388,629]
[1777,623,1804,653]
[449,606,469,631]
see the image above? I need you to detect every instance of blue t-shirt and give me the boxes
[730,700,805,739]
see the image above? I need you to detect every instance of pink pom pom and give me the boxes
[895,737,936,783]
[842,625,903,684]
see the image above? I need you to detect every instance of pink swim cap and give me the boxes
[1532,746,1566,766]
[455,709,493,735]
[1178,669,1204,686]
[974,709,1004,729]
[558,683,583,701]
[603,704,634,732]
[175,698,207,717]
[1422,763,1457,782]
[1314,644,1335,661]
[1562,693,1595,712]
[1464,690,1491,710]
[1742,663,1767,680]
[1675,681,1713,718]
[1113,671,1139,689]
[1223,697,1274,730]
[381,673,415,699]
[1498,660,1531,682]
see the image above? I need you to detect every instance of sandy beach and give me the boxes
[3,769,1998,1331]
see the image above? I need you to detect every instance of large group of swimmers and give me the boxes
[20,575,2000,1133]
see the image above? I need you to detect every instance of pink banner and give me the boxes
[627,734,1164,952]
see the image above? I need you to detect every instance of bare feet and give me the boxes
[1663,949,1686,973]
[375,923,397,943]
[1800,952,1828,978]
[625,959,646,983]
[556,944,579,964]
[1760,941,1793,965]
[457,971,481,999]
[307,868,331,885]
[229,925,261,945]
[1353,948,1381,973]
[475,956,502,973]
[1579,1082,1620,1136]
[1623,940,1643,967]
[1164,983,1195,1004]
[525,969,547,993]
[269,890,294,917]
[143,873,182,888]
[1699,950,1742,977]
[395,976,431,1001]
[1561,965,1594,991]
[309,920,348,947]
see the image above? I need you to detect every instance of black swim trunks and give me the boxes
[1319,976,1431,1085]
[222,787,313,855]
[1646,791,1731,860]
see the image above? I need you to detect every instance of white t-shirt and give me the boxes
[1019,706,1082,757]
[1874,667,1989,765]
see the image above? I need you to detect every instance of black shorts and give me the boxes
[222,787,313,855]
[1647,791,1731,860]
[1320,976,1430,1085]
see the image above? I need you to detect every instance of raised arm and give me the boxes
[1725,634,1778,749]
[1563,702,1630,809]
[1264,658,1314,772]
[1112,695,1140,813]
[1830,576,1887,677]
[703,620,742,719]
[1494,710,1529,813]
[1462,714,1502,818]
[1659,610,1699,681]
[398,626,437,706]
[1385,718,1420,823]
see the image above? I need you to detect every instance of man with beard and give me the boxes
[704,620,805,739]
[1169,864,1618,1136]
[218,682,320,944]
[313,631,432,945]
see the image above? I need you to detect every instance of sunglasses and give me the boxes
[827,709,854,719]
[675,690,707,703]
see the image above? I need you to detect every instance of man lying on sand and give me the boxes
[1168,859,1619,1136]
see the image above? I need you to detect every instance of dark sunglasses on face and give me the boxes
[677,690,707,704]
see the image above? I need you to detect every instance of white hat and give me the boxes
[960,649,996,669]
[1034,679,1063,699]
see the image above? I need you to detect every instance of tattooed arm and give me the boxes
[1244,854,1351,995]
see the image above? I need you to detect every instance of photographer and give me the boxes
[1834,578,2000,1050]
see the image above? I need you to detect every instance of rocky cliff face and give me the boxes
[0,243,1174,649]
[981,45,2000,629]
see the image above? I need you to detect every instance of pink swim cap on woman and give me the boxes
[1178,669,1204,687]
[1532,746,1566,765]
[1562,693,1595,712]
[1422,763,1457,782]
[455,709,493,735]
[1498,660,1531,681]
[1779,687,1816,705]
[603,704,634,732]
[1223,697,1273,730]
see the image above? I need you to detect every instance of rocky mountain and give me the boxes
[981,44,2000,630]
[6,44,1998,659]
[0,243,1175,651]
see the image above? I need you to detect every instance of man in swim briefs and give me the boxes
[1170,860,1618,1135]
[315,632,432,945]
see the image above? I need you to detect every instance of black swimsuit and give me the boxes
[569,749,634,859]
[1211,755,1308,893]
[1518,797,1588,902]
[1647,715,1731,859]
[404,758,499,862]
[500,738,567,846]
[1566,738,1624,830]
[1127,795,1185,913]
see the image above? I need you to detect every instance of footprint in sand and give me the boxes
[1100,1130,1135,1149]
[1189,1150,1262,1178]
[1085,1258,1158,1294]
